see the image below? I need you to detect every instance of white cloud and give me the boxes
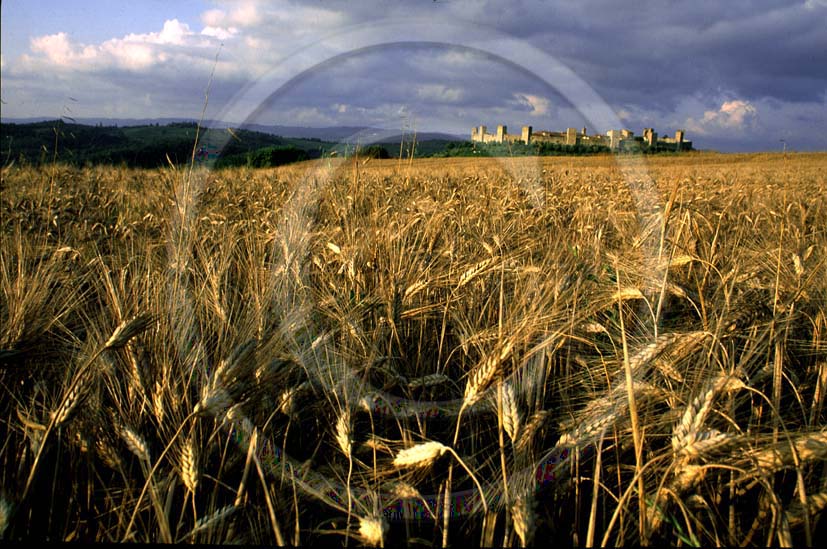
[513,93,550,116]
[154,19,191,45]
[685,99,758,135]
[30,32,76,66]
[201,9,227,28]
[228,2,262,27]
[201,26,238,40]
[18,19,227,75]
[200,2,266,28]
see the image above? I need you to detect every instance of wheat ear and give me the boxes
[393,441,448,469]
[105,313,154,349]
[358,515,388,547]
[183,505,236,540]
[120,426,151,464]
[502,381,521,443]
[180,435,199,493]
[22,316,152,501]
[672,374,744,459]
[463,339,514,409]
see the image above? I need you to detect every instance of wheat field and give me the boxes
[1,152,825,546]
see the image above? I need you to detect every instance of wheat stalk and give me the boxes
[0,496,11,539]
[511,493,535,548]
[785,492,827,527]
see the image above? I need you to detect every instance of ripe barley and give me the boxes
[393,441,448,469]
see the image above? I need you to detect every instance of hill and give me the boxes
[0,120,333,168]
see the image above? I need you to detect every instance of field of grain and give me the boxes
[1,152,825,545]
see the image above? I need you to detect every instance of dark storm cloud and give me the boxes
[3,0,825,150]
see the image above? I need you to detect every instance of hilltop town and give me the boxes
[471,124,692,152]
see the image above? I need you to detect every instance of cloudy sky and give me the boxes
[2,0,826,151]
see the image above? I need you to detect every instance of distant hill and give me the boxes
[0,117,466,143]
[0,120,334,168]
[0,119,467,168]
[238,123,464,143]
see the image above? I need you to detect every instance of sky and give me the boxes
[2,0,826,152]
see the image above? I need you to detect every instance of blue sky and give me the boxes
[2,0,826,151]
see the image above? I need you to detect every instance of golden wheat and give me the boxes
[2,154,825,545]
[393,441,449,469]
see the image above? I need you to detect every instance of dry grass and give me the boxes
[1,152,826,545]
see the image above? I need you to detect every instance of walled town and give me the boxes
[471,124,692,151]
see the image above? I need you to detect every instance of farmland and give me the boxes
[1,152,826,545]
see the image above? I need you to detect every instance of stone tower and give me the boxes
[607,129,621,150]
[497,125,506,143]
[566,127,577,145]
[521,125,532,144]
